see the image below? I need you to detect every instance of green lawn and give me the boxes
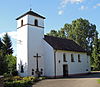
[97,79,100,84]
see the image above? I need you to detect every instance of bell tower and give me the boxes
[16,10,45,77]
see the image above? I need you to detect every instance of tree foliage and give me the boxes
[0,33,16,75]
[5,55,16,74]
[0,50,7,75]
[64,18,96,52]
[0,38,3,49]
[98,38,100,56]
[47,30,59,37]
[92,32,100,70]
[2,33,13,55]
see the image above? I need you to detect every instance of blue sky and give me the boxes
[0,0,100,55]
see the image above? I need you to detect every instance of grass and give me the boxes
[97,79,100,84]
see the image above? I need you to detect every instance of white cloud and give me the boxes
[0,31,17,40]
[80,5,88,10]
[58,0,84,15]
[58,10,64,15]
[93,3,100,8]
[60,0,84,8]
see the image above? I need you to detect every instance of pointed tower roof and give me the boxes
[16,10,45,20]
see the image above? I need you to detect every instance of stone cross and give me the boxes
[33,53,41,77]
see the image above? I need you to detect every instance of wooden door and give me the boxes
[63,64,68,77]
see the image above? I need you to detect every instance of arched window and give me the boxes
[63,53,67,62]
[34,19,38,26]
[21,20,23,27]
[71,54,74,62]
[78,54,81,62]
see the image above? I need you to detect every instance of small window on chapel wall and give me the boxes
[21,20,23,27]
[21,65,24,73]
[71,54,74,62]
[78,54,81,62]
[63,53,67,62]
[41,68,43,75]
[34,19,38,26]
[32,69,34,75]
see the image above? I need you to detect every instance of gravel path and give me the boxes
[33,72,100,87]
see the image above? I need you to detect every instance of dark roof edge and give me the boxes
[16,10,45,20]
[44,35,74,41]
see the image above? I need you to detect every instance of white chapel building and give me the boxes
[17,10,91,77]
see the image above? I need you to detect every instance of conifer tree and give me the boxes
[0,38,4,74]
[0,34,15,75]
[2,33,13,55]
[0,38,3,49]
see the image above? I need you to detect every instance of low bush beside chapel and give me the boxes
[4,76,46,87]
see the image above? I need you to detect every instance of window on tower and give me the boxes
[21,20,23,27]
[34,19,38,26]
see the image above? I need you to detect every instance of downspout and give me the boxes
[54,50,57,78]
[27,15,29,76]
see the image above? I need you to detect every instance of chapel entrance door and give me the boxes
[63,64,68,77]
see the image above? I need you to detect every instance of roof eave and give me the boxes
[53,49,87,53]
[16,11,46,20]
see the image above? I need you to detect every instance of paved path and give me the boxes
[33,72,100,87]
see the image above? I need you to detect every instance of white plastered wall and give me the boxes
[17,16,29,77]
[17,14,45,77]
[55,51,90,76]
[27,15,44,76]
[43,40,55,77]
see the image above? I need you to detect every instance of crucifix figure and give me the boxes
[17,40,23,44]
[33,53,41,77]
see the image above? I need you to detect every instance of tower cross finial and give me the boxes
[30,8,32,11]
[29,0,32,11]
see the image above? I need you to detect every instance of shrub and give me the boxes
[3,73,11,77]
[4,80,32,87]
[12,70,18,76]
[39,77,46,80]
[4,76,41,87]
